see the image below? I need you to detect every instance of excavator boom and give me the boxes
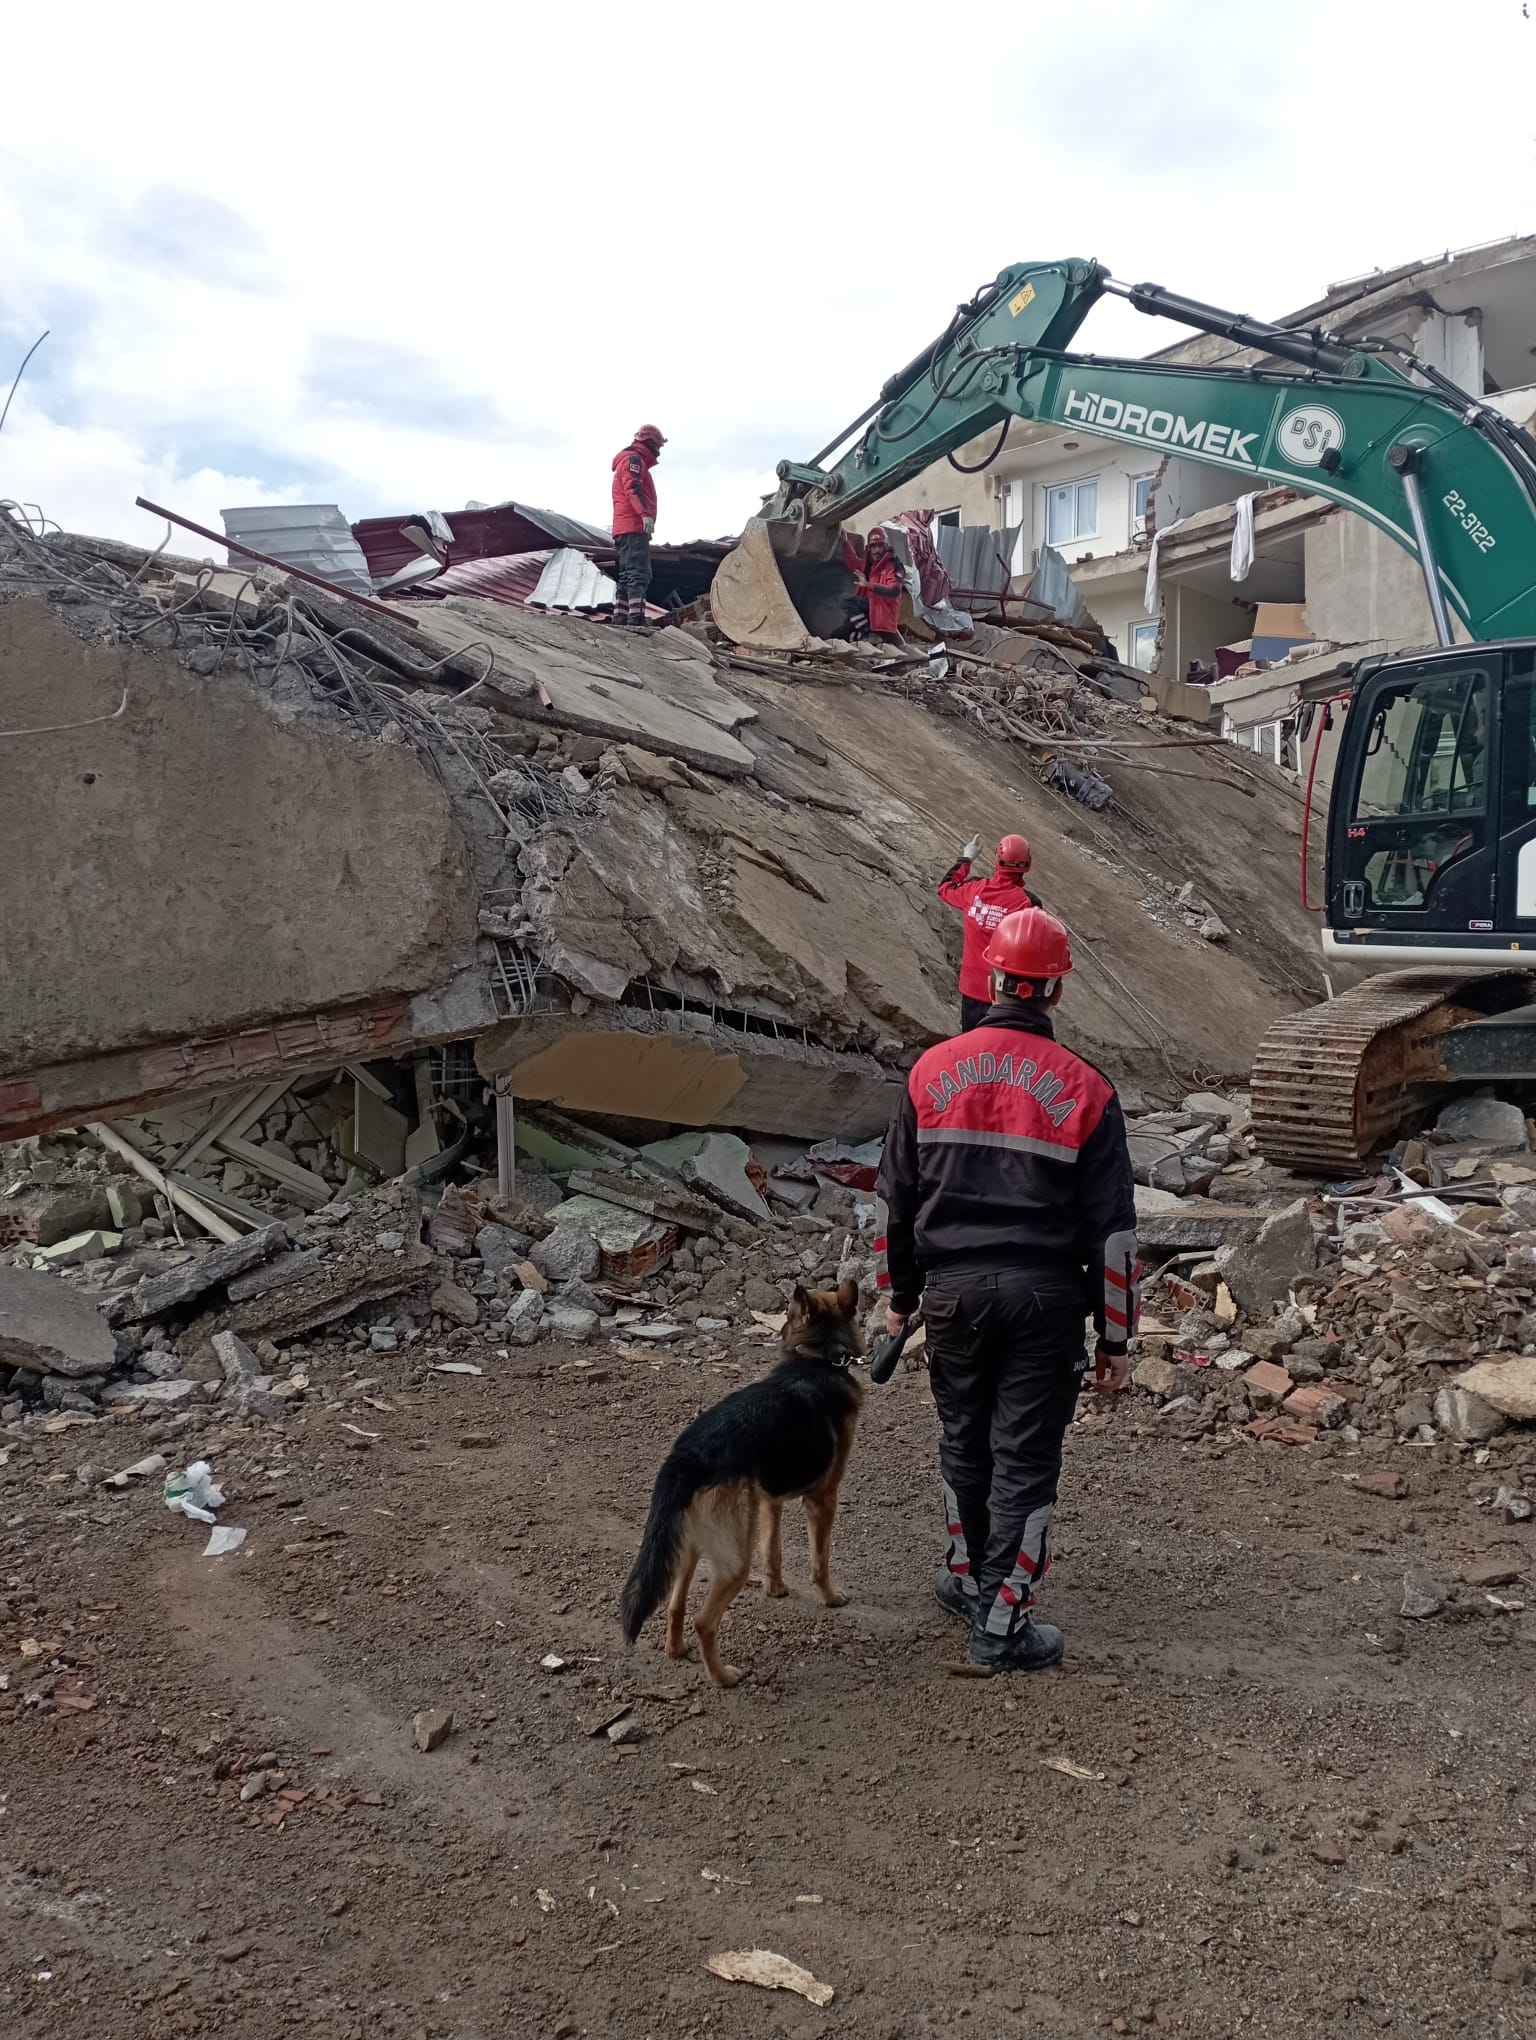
[722,255,1536,647]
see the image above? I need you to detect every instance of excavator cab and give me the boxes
[1327,642,1536,968]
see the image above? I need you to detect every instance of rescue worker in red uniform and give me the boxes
[840,526,906,640]
[874,908,1139,1673]
[610,424,666,627]
[937,832,1041,1031]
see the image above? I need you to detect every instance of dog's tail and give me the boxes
[620,1451,700,1644]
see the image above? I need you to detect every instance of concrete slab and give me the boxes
[477,1008,900,1142]
[0,1264,118,1378]
[409,599,760,776]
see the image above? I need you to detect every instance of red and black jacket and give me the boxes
[611,440,658,537]
[936,856,1041,999]
[874,1002,1140,1349]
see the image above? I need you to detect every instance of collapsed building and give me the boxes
[2,516,1326,1186]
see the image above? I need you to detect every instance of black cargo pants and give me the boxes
[923,1263,1087,1638]
[960,994,990,1033]
[613,531,652,614]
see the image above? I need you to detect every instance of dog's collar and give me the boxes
[789,1341,858,1369]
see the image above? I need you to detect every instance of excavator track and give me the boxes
[1251,969,1536,1174]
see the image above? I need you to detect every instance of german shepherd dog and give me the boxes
[619,1280,865,1687]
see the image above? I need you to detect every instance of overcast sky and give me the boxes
[2,0,1532,552]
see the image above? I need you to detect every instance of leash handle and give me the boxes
[869,1312,919,1384]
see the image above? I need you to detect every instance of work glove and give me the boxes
[642,517,655,536]
[960,835,981,862]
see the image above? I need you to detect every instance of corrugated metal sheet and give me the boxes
[222,503,375,596]
[393,550,556,608]
[935,522,1023,598]
[528,548,617,612]
[352,501,610,585]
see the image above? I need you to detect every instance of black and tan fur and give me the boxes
[619,1280,865,1687]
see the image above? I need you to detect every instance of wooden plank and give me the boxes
[169,1079,290,1171]
[212,1133,331,1209]
[88,1122,243,1243]
[169,1171,290,1232]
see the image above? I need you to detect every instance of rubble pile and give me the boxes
[1126,1092,1536,1483]
[0,1116,881,1449]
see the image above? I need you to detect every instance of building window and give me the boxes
[1045,477,1098,546]
[1130,474,1155,537]
[934,508,961,530]
[1129,620,1158,671]
[1223,715,1300,771]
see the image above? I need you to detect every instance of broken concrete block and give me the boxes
[1131,1355,1180,1397]
[514,1260,548,1294]
[475,1225,533,1284]
[1434,1096,1529,1149]
[101,1378,204,1411]
[545,1305,599,1344]
[110,1223,288,1325]
[553,1275,607,1318]
[1448,1356,1536,1423]
[530,1226,601,1284]
[33,1229,118,1266]
[1182,1093,1237,1124]
[0,1264,119,1379]
[1216,1199,1317,1317]
[211,1330,261,1387]
[431,1281,481,1328]
[505,1289,545,1346]
[412,1707,454,1753]
[1147,1152,1219,1198]
[1433,1384,1507,1442]
[680,1133,771,1224]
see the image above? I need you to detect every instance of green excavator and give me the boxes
[710,258,1536,1174]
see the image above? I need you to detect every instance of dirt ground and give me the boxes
[3,1332,1534,2040]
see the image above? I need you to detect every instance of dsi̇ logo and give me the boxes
[1277,405,1345,467]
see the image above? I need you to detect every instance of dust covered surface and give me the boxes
[3,1338,1535,2038]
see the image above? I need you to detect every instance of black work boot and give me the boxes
[933,1569,979,1624]
[967,1617,1065,1673]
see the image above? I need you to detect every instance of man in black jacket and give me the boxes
[874,906,1139,1672]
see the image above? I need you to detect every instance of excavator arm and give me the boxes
[718,257,1536,648]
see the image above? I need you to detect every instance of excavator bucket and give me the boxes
[709,516,857,652]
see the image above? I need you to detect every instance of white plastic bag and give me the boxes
[163,1460,225,1525]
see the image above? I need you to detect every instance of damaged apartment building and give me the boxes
[0,483,1335,1252]
[853,236,1536,801]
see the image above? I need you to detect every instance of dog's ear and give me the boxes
[836,1277,859,1313]
[789,1283,811,1316]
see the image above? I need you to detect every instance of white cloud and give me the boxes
[1,0,1532,547]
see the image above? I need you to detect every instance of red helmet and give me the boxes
[635,424,667,450]
[996,833,1032,872]
[983,907,1072,983]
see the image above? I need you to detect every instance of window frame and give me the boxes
[1044,474,1100,547]
[1130,473,1156,537]
[1128,620,1158,671]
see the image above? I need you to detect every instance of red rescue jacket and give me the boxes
[873,1003,1140,1345]
[611,440,658,536]
[936,858,1041,999]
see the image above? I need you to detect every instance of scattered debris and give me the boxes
[164,1461,225,1525]
[705,1949,834,2007]
[412,1708,454,1752]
